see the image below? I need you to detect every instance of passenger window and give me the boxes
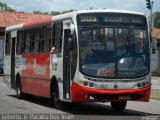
[30,29,35,53]
[52,22,63,52]
[35,27,41,53]
[24,30,31,54]
[40,24,51,53]
[17,31,23,54]
[5,33,11,55]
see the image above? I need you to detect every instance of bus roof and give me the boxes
[77,9,145,16]
[5,9,146,32]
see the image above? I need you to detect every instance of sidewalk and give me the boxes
[152,76,160,90]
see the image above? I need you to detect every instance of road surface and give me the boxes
[0,77,160,120]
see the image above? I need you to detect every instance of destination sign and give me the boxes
[104,16,144,24]
[77,13,147,27]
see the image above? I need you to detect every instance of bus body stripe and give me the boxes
[71,82,151,102]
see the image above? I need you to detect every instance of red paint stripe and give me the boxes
[23,16,52,28]
[71,82,151,102]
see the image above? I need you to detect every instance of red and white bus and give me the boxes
[4,9,151,111]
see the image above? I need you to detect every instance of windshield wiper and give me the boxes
[129,57,137,69]
[126,26,134,48]
[93,25,107,50]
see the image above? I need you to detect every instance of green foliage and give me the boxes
[33,11,49,15]
[50,9,76,15]
[50,11,61,16]
[33,9,76,16]
[0,1,15,12]
[61,9,75,14]
[154,12,160,28]
[1,1,75,16]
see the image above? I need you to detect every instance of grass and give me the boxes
[151,89,160,101]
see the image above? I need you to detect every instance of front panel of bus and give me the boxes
[72,12,151,102]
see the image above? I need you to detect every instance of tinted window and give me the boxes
[17,31,23,54]
[5,33,11,55]
[52,23,63,52]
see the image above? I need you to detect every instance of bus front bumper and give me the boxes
[71,82,151,102]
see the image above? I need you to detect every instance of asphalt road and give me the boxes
[0,77,160,120]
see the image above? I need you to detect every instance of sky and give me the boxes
[0,0,160,14]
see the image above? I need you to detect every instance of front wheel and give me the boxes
[111,101,127,111]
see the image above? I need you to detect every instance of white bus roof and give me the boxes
[52,9,145,21]
[6,9,146,32]
[77,9,145,15]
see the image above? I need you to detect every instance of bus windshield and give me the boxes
[77,13,149,78]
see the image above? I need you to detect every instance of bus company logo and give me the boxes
[34,59,47,75]
[114,84,118,89]
[20,58,26,70]
[113,81,119,89]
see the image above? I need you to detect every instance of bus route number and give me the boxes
[100,84,108,89]
[80,16,98,22]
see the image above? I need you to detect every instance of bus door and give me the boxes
[63,20,72,100]
[11,31,17,89]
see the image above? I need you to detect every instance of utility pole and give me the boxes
[146,0,154,30]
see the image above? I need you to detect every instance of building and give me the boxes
[0,11,51,39]
[0,11,51,71]
[152,28,160,75]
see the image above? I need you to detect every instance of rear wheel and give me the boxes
[52,83,64,109]
[111,101,127,111]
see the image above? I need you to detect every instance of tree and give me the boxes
[33,11,49,15]
[50,11,61,16]
[0,2,15,12]
[50,9,76,16]
[154,12,160,28]
[62,9,75,14]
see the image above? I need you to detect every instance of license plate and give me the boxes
[119,96,131,100]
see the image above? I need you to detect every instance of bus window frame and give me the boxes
[5,32,11,55]
[17,23,52,55]
[52,22,63,53]
[16,30,23,55]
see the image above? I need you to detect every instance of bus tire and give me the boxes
[52,83,63,109]
[16,75,24,99]
[111,101,127,111]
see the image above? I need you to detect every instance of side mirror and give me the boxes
[68,35,74,51]
[67,24,75,51]
[70,23,75,35]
